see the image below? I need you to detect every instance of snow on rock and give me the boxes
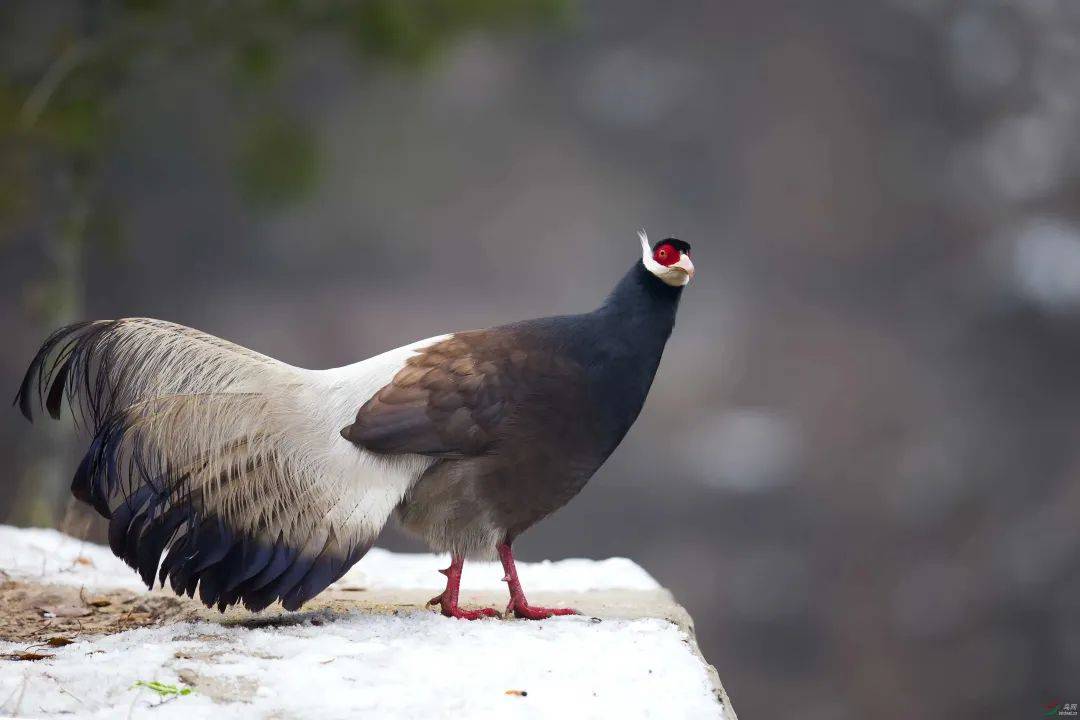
[0,527,730,720]
[0,613,723,719]
[336,547,662,592]
[0,526,146,592]
[0,526,660,594]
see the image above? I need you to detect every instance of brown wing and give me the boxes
[341,330,578,458]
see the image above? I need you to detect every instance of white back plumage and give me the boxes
[17,318,442,610]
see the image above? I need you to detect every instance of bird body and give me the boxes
[16,233,694,618]
[383,254,688,560]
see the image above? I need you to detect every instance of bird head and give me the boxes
[639,231,694,287]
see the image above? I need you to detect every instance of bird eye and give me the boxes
[653,244,679,266]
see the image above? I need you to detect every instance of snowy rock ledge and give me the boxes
[0,526,736,720]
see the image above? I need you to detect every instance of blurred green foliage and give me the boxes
[0,0,570,236]
[238,115,318,208]
[347,0,572,64]
[0,0,570,527]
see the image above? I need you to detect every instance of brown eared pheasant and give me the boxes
[16,232,694,620]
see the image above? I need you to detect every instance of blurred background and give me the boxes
[2,0,1079,717]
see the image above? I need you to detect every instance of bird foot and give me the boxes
[497,543,579,620]
[505,599,579,620]
[427,593,499,620]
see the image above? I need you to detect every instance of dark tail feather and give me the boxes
[281,536,372,611]
[14,320,116,425]
[17,320,373,613]
[135,504,189,588]
[15,321,94,421]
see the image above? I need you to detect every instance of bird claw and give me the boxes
[429,591,498,619]
[437,602,500,620]
[505,600,579,621]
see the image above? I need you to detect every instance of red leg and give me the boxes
[498,543,579,620]
[427,555,499,620]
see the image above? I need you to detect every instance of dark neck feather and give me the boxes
[595,260,684,346]
[567,259,683,449]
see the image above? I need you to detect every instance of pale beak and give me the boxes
[673,253,695,281]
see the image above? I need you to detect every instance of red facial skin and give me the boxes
[653,243,681,267]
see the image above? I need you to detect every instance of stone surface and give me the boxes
[0,526,737,719]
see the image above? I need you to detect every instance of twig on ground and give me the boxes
[125,685,140,720]
[2,674,30,716]
[44,673,86,706]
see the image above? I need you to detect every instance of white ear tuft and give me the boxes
[638,229,650,257]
